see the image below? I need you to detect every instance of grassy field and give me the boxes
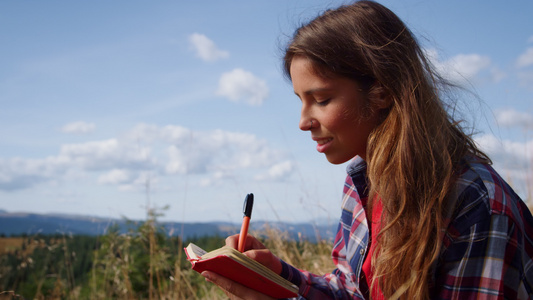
[0,210,334,299]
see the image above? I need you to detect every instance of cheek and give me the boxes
[338,107,363,129]
[324,103,355,130]
[323,111,358,136]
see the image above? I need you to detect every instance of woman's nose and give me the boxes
[299,114,313,131]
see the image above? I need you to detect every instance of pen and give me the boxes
[238,193,254,252]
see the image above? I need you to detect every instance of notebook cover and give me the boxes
[186,251,298,298]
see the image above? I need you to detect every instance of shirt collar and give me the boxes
[346,156,369,198]
[346,155,367,177]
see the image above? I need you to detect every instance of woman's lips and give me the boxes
[314,137,333,153]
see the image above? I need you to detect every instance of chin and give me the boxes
[325,154,351,165]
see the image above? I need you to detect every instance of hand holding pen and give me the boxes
[238,193,254,252]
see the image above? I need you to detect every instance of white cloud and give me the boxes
[426,49,502,84]
[515,47,533,88]
[165,144,209,174]
[0,124,292,192]
[216,68,269,105]
[165,129,285,175]
[516,47,533,69]
[198,170,235,188]
[59,139,154,171]
[445,54,492,82]
[254,160,294,181]
[475,134,532,198]
[188,33,229,62]
[98,169,131,184]
[495,109,533,129]
[61,121,96,134]
[476,134,532,163]
[117,172,157,192]
[517,70,533,89]
[124,123,192,145]
[0,137,154,191]
[0,156,68,191]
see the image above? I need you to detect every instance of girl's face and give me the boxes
[290,56,381,164]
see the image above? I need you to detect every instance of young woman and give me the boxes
[202,1,533,299]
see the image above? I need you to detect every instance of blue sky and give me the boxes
[1,0,532,224]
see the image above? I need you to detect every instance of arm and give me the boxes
[276,221,367,300]
[206,166,370,299]
[278,169,370,299]
[203,233,365,300]
[278,259,364,299]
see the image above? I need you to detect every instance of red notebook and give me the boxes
[184,243,298,298]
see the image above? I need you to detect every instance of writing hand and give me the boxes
[225,233,282,275]
[200,234,285,299]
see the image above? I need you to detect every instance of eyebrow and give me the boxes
[294,87,334,98]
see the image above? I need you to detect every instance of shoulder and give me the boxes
[435,156,533,298]
[449,156,531,229]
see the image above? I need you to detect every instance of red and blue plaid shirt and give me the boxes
[280,156,533,299]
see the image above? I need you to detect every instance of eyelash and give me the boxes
[316,99,331,106]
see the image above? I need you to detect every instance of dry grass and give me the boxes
[258,225,334,275]
[40,226,329,299]
[0,237,49,256]
[0,238,24,256]
[87,215,333,299]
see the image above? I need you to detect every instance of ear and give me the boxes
[369,82,393,110]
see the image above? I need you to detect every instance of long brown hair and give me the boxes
[284,1,489,298]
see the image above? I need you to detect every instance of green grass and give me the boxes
[0,209,333,300]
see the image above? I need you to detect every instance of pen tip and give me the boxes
[243,193,254,218]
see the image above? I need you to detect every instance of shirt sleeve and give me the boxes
[278,216,367,300]
[279,259,365,300]
[277,159,369,299]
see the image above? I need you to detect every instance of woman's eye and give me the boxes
[316,99,331,106]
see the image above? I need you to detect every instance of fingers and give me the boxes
[225,234,240,249]
[202,271,276,300]
[225,234,266,251]
[243,249,283,275]
[225,234,282,274]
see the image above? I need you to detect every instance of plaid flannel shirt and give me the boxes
[279,156,533,299]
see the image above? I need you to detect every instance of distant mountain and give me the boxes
[0,211,337,242]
